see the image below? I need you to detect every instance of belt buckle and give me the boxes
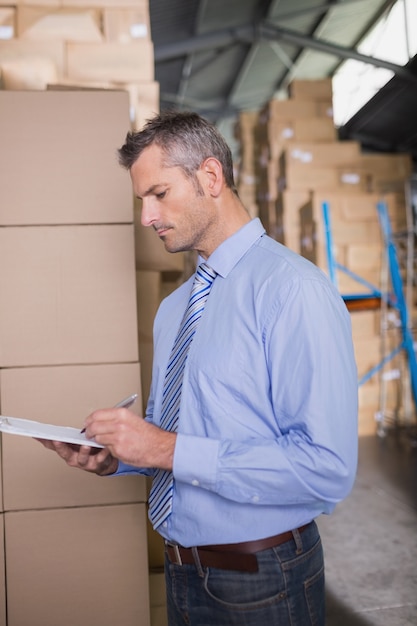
[166,541,183,566]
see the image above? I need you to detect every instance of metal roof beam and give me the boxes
[260,22,417,83]
[154,26,253,61]
[155,21,417,85]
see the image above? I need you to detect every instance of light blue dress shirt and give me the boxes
[116,218,358,546]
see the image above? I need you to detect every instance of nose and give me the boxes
[140,197,160,228]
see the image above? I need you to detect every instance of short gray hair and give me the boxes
[118,110,237,195]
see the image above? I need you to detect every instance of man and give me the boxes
[41,111,358,625]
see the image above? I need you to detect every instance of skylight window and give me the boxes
[332,0,417,127]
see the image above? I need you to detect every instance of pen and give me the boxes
[80,393,139,433]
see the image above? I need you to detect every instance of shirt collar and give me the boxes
[199,218,265,279]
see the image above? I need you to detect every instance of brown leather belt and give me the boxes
[165,523,311,573]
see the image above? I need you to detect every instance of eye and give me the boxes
[156,191,166,200]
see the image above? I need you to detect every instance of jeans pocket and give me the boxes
[305,563,325,626]
[279,534,325,626]
[203,559,287,610]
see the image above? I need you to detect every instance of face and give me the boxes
[130,143,219,258]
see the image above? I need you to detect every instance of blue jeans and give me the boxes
[164,521,325,625]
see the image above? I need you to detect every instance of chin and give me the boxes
[163,239,188,254]
[163,242,179,254]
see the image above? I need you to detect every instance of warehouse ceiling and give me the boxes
[149,0,417,164]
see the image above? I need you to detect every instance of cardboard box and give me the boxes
[0,90,133,225]
[66,40,154,83]
[17,6,102,41]
[299,191,388,278]
[62,0,146,7]
[136,271,161,346]
[280,190,311,253]
[0,515,5,626]
[0,439,3,512]
[147,516,165,570]
[337,267,381,296]
[358,404,378,436]
[346,244,382,272]
[103,7,151,42]
[279,142,364,192]
[350,310,380,339]
[0,363,146,510]
[235,110,258,176]
[313,191,383,223]
[354,335,382,379]
[0,6,15,35]
[282,163,342,191]
[289,78,333,101]
[269,117,337,158]
[263,98,333,122]
[0,0,59,5]
[358,153,412,181]
[0,225,139,367]
[124,81,160,130]
[282,141,361,168]
[136,270,161,407]
[0,39,64,82]
[149,571,167,625]
[331,219,381,246]
[5,504,151,626]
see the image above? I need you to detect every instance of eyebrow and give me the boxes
[139,183,167,199]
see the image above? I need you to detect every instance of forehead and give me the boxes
[130,143,186,195]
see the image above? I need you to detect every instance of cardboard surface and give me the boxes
[0,437,3,512]
[0,90,133,225]
[264,98,333,121]
[66,40,154,82]
[0,363,146,510]
[17,6,103,41]
[283,141,361,168]
[0,225,139,367]
[63,0,146,6]
[0,515,5,626]
[5,504,150,626]
[103,7,151,43]
[289,78,333,101]
[0,38,64,78]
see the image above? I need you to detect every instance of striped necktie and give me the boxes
[148,262,217,529]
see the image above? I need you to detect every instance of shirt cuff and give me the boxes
[113,461,153,477]
[173,433,219,490]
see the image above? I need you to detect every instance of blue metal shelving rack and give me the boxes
[322,199,417,422]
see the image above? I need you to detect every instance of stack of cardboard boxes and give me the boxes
[1,4,186,623]
[253,79,335,247]
[234,78,414,436]
[0,0,158,131]
[234,110,259,221]
[0,89,152,625]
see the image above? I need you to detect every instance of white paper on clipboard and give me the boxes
[0,415,104,448]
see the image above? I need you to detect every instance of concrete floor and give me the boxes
[319,429,417,626]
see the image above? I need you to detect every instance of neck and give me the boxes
[197,194,251,259]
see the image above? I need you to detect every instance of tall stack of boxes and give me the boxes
[255,79,335,249]
[1,4,184,624]
[234,110,259,221]
[234,78,414,436]
[0,0,159,132]
[0,90,151,625]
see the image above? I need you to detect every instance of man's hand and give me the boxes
[36,438,118,476]
[82,408,176,471]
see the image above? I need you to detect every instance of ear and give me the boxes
[197,157,224,197]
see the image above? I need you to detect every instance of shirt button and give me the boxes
[252,495,260,503]
[191,479,199,486]
[163,522,168,528]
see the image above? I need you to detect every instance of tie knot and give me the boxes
[195,263,217,286]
